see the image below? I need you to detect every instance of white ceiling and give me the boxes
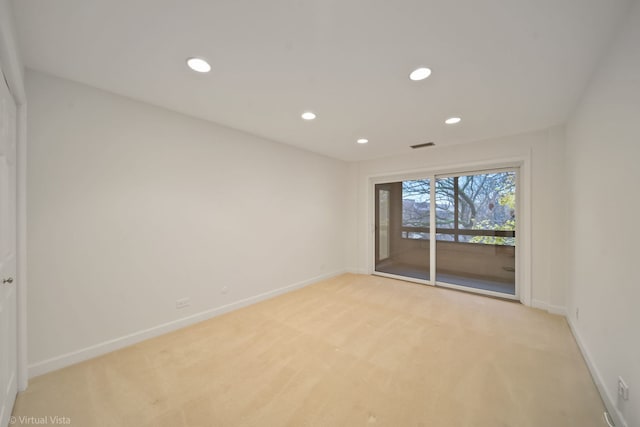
[11,0,631,161]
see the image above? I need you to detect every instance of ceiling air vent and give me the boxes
[410,142,435,149]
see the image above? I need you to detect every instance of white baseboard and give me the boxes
[531,299,567,316]
[548,305,567,316]
[567,318,627,427]
[530,299,546,311]
[28,270,346,378]
[346,268,368,275]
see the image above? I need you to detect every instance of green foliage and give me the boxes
[469,173,516,245]
[497,174,516,210]
[469,219,516,245]
[499,193,516,210]
[470,177,516,245]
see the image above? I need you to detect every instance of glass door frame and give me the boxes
[369,160,528,303]
[372,176,432,285]
[432,167,519,300]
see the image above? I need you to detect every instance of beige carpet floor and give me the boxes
[12,274,606,426]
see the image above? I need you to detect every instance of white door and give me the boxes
[0,65,18,427]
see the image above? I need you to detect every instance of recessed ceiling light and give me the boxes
[301,111,316,120]
[445,117,462,125]
[357,138,368,144]
[186,57,211,73]
[409,67,432,81]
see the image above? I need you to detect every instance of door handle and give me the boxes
[2,277,13,284]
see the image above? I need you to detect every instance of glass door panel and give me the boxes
[435,171,516,295]
[377,188,390,261]
[375,179,431,281]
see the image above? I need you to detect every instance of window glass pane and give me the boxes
[406,232,429,240]
[464,234,516,246]
[402,179,430,228]
[457,172,516,246]
[435,177,455,229]
[378,189,390,259]
[435,233,455,241]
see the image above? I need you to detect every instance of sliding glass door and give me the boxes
[434,171,516,295]
[375,179,431,281]
[374,169,517,298]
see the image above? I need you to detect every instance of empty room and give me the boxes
[1,0,639,426]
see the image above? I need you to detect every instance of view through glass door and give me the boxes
[374,169,517,297]
[375,179,431,282]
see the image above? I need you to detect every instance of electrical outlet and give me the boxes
[176,297,190,309]
[221,286,229,294]
[618,376,629,401]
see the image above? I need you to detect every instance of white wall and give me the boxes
[26,70,348,375]
[1,0,28,392]
[347,126,568,312]
[565,1,640,426]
